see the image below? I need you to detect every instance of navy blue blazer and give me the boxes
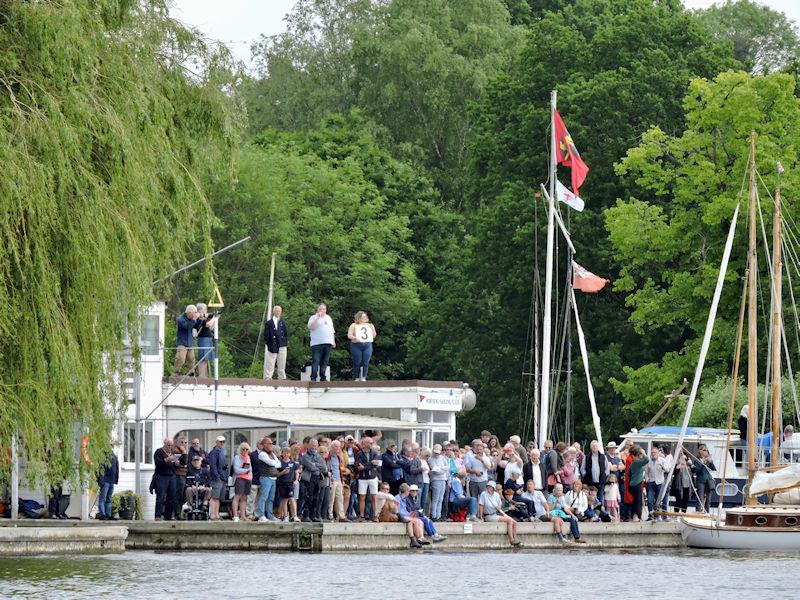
[264,317,289,353]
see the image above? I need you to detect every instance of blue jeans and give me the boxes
[257,476,277,519]
[154,474,176,519]
[430,480,446,519]
[646,481,663,517]
[564,515,581,539]
[311,344,332,381]
[449,496,477,517]
[419,482,429,514]
[99,482,114,518]
[420,515,436,536]
[350,342,373,379]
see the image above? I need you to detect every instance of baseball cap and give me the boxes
[408,484,419,491]
[485,480,497,489]
[606,441,617,449]
[215,435,226,442]
[191,455,202,461]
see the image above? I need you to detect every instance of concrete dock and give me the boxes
[0,520,681,554]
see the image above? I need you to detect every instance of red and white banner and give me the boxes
[572,261,609,293]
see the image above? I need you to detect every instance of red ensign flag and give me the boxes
[572,261,609,293]
[554,109,589,195]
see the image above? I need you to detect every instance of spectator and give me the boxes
[300,438,328,522]
[264,305,289,380]
[520,479,549,521]
[395,483,429,548]
[448,471,478,521]
[188,438,206,465]
[501,486,530,521]
[172,437,189,520]
[172,304,199,376]
[404,484,445,542]
[547,483,585,543]
[581,440,609,504]
[419,448,431,515]
[604,474,621,521]
[153,437,179,521]
[487,435,500,452]
[672,453,692,514]
[508,435,529,463]
[376,481,400,522]
[644,446,669,521]
[348,311,377,381]
[479,480,521,546]
[206,435,227,521]
[626,445,649,522]
[307,303,335,382]
[464,440,491,499]
[565,480,589,521]
[381,441,405,495]
[428,444,449,521]
[738,404,749,464]
[277,446,300,522]
[231,442,252,522]
[557,447,579,490]
[502,445,524,487]
[605,441,623,503]
[356,437,380,521]
[782,425,799,462]
[618,439,634,521]
[319,445,333,521]
[185,454,212,509]
[246,439,263,520]
[96,451,119,521]
[193,303,217,379]
[548,442,566,491]
[257,437,281,522]
[692,446,716,514]
[523,448,547,491]
[399,445,423,492]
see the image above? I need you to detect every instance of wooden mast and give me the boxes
[771,167,783,467]
[746,131,758,501]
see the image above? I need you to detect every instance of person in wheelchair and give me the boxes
[184,455,212,514]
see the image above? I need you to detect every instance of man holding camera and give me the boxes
[173,305,199,376]
[307,303,335,381]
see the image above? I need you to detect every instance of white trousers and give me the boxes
[265,347,287,379]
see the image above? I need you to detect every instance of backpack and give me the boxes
[451,507,468,522]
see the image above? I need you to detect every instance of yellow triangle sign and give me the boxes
[208,285,225,308]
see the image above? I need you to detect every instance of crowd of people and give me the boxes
[142,428,732,548]
[172,302,378,382]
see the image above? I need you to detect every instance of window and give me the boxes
[123,421,153,464]
[433,432,450,447]
[140,315,160,356]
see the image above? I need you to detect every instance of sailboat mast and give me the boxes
[539,89,557,446]
[746,132,758,497]
[771,171,782,467]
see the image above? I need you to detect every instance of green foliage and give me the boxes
[111,490,143,520]
[0,0,240,486]
[695,0,800,74]
[607,71,800,418]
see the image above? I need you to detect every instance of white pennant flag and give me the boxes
[556,179,585,212]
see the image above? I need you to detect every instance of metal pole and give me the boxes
[152,236,251,285]
[134,369,142,498]
[263,252,277,379]
[11,433,18,520]
[539,89,557,447]
[214,316,219,423]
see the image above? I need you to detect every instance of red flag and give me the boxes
[554,109,589,195]
[572,261,609,293]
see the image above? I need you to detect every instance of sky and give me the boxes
[170,0,800,69]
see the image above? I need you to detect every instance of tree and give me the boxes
[606,71,800,422]
[695,0,800,74]
[0,0,239,484]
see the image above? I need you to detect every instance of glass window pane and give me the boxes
[140,315,160,356]
[433,432,450,447]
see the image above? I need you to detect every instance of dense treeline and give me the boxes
[6,0,800,486]
[186,0,800,445]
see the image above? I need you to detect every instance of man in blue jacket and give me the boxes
[381,442,405,495]
[173,304,199,376]
[97,452,119,520]
[207,435,228,521]
[264,305,289,380]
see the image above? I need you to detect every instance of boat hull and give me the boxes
[682,515,800,551]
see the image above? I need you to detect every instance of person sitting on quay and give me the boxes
[448,471,478,521]
[406,483,445,542]
[347,310,376,381]
[478,479,521,546]
[307,303,335,382]
[395,483,429,548]
[501,486,530,522]
[173,304,199,376]
[547,483,585,544]
[184,454,212,510]
[520,479,549,523]
[564,480,589,521]
[376,481,399,522]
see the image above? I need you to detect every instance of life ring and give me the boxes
[81,435,91,465]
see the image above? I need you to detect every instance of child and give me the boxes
[604,474,621,522]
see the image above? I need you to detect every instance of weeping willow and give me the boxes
[0,0,240,486]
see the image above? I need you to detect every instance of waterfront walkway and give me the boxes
[0,520,681,554]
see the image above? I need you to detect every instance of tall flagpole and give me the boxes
[539,89,557,446]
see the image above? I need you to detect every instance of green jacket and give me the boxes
[627,456,649,487]
[692,457,716,485]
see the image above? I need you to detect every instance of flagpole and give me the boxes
[540,89,557,447]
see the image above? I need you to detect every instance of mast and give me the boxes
[746,131,758,499]
[771,167,782,467]
[539,89,557,446]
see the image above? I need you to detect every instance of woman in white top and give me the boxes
[348,311,377,381]
[478,480,521,546]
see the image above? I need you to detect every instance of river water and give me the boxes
[0,549,795,598]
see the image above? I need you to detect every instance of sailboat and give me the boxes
[676,133,800,550]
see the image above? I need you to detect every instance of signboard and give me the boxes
[417,389,462,411]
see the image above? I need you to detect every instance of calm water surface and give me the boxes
[0,549,795,599]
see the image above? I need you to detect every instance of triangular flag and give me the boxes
[208,285,225,308]
[556,179,585,212]
[553,109,589,195]
[572,261,609,293]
